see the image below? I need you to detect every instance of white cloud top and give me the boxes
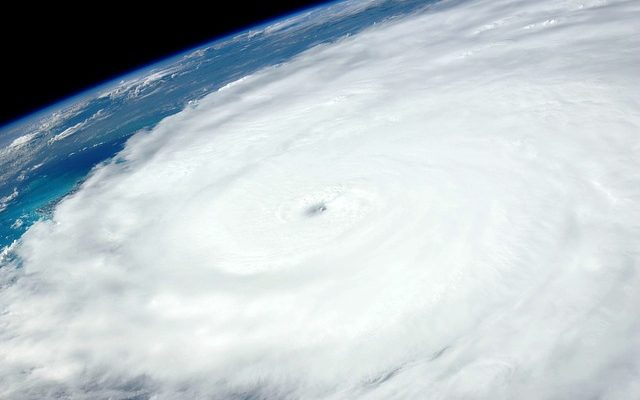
[1,0,640,398]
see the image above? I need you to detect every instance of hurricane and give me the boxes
[1,0,639,398]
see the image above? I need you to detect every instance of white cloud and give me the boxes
[1,0,640,398]
[7,133,38,150]
[0,188,18,213]
[47,109,109,144]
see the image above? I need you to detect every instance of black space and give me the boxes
[0,1,328,127]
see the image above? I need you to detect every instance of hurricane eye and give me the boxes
[305,202,328,217]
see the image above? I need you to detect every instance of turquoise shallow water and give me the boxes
[0,0,432,253]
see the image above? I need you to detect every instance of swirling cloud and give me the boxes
[1,0,640,398]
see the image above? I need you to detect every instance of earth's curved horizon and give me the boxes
[1,0,639,399]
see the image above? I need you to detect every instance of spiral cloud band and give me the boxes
[1,0,640,398]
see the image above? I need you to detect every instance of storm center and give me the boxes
[305,202,328,217]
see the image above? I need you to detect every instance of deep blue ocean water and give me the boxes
[0,0,432,253]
